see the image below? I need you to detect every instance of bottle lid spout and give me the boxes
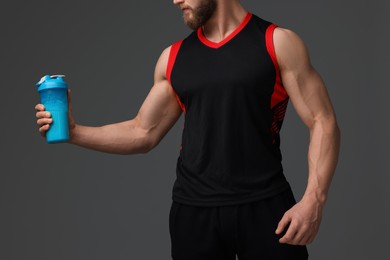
[36,75,66,87]
[50,75,65,79]
[36,74,68,91]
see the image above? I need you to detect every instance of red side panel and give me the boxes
[166,40,186,113]
[266,24,288,109]
[265,24,289,143]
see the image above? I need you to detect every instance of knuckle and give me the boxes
[294,234,303,241]
[289,222,298,230]
[37,112,45,118]
[36,104,44,111]
[291,213,300,221]
[281,215,289,222]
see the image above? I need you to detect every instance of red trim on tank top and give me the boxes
[266,24,289,144]
[197,12,252,49]
[265,24,288,109]
[166,40,186,113]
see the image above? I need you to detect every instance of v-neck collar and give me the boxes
[197,12,252,49]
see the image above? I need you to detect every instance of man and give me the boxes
[35,0,340,259]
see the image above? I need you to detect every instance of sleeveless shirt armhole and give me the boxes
[265,24,289,110]
[166,40,186,113]
[265,24,280,75]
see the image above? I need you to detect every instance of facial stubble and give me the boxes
[183,0,217,30]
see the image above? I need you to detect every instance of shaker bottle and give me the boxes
[36,75,69,143]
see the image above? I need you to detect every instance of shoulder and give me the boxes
[160,45,172,65]
[159,38,186,66]
[274,27,306,50]
[273,27,311,70]
[154,46,171,82]
[154,39,185,82]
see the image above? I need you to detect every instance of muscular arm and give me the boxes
[273,28,341,245]
[56,47,182,154]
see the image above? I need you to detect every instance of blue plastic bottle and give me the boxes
[36,75,69,143]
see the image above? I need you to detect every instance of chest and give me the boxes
[171,34,276,100]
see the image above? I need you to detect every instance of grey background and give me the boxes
[1,0,388,259]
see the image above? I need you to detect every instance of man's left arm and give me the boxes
[273,27,341,245]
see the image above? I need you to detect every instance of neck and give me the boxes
[201,0,247,42]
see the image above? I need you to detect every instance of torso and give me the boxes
[167,13,291,206]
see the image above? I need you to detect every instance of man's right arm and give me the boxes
[35,46,183,155]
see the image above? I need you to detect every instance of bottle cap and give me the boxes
[36,75,68,92]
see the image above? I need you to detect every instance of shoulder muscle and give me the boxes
[154,46,171,83]
[273,27,312,73]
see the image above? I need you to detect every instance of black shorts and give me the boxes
[169,188,309,260]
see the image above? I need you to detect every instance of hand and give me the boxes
[35,89,76,139]
[275,195,323,245]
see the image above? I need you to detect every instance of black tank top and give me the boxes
[167,13,291,206]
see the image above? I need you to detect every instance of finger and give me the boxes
[293,229,309,245]
[299,235,311,246]
[36,111,51,119]
[275,213,291,235]
[290,224,313,245]
[39,124,50,137]
[35,104,45,111]
[304,227,318,245]
[37,118,53,126]
[279,221,298,244]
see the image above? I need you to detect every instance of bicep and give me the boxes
[135,47,183,145]
[136,79,182,140]
[274,28,336,128]
[282,66,335,128]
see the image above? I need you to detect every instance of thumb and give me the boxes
[275,212,291,235]
[67,88,72,105]
[67,89,75,129]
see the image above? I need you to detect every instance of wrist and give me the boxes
[302,189,328,207]
[68,124,78,144]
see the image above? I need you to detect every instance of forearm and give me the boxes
[69,118,153,155]
[303,116,341,205]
